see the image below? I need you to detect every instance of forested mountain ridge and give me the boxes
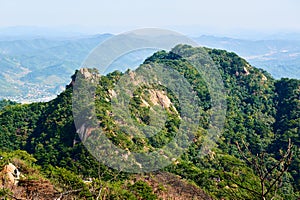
[195,35,300,79]
[1,33,300,102]
[0,45,299,199]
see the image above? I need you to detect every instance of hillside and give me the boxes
[195,35,300,79]
[0,45,299,199]
[1,33,300,102]
[0,34,111,102]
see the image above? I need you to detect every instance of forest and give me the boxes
[0,45,299,199]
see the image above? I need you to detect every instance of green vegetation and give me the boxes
[0,99,17,110]
[0,45,299,199]
[0,35,111,101]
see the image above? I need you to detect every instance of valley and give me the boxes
[1,34,300,102]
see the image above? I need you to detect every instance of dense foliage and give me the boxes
[0,45,299,199]
[0,99,17,110]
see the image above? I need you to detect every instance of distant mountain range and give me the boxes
[194,35,300,79]
[0,34,111,102]
[0,30,299,102]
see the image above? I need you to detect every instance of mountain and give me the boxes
[0,34,112,102]
[0,45,299,199]
[194,35,300,79]
[0,26,92,41]
[1,32,300,102]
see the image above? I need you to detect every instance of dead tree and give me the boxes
[235,139,293,200]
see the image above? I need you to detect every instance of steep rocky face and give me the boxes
[0,163,20,188]
[147,90,172,109]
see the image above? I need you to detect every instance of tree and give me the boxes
[235,139,294,200]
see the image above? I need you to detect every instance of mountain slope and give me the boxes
[0,45,299,199]
[0,34,111,102]
[195,35,300,79]
[1,34,300,102]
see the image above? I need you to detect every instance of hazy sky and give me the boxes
[0,0,299,36]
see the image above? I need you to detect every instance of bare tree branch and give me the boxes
[235,138,294,200]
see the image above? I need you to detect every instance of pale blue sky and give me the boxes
[0,0,299,36]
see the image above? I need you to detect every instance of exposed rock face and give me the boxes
[79,68,93,79]
[0,161,58,199]
[78,68,101,83]
[0,163,20,188]
[77,123,97,142]
[243,66,250,76]
[108,89,117,98]
[236,65,251,77]
[262,74,268,81]
[148,90,172,108]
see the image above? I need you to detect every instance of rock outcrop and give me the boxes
[0,163,20,188]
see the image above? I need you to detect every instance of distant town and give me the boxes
[1,84,64,103]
